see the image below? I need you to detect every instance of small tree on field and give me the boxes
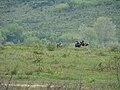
[78,23,98,47]
[0,32,4,43]
[93,17,118,47]
[1,23,24,44]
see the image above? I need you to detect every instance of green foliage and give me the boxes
[0,32,4,42]
[0,0,120,46]
[78,23,98,47]
[69,0,93,5]
[24,35,40,44]
[93,17,118,47]
[1,23,24,43]
[115,87,120,90]
[0,44,119,83]
[69,0,113,6]
[62,54,67,58]
[59,33,79,43]
[54,3,69,11]
[47,43,56,51]
[0,28,8,42]
[0,44,119,90]
[78,17,119,47]
[109,44,120,52]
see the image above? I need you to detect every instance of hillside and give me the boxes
[0,0,120,45]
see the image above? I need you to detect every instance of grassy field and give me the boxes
[0,44,120,90]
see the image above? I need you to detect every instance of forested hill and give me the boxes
[0,0,120,47]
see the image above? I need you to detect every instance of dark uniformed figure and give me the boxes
[75,40,81,47]
[75,40,89,47]
[57,42,63,48]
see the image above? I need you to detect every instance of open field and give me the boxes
[0,0,120,90]
[0,44,120,90]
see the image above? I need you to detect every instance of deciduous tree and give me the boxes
[93,17,118,47]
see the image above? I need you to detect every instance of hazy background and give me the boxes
[0,0,120,47]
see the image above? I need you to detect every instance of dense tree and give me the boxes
[1,23,24,44]
[54,3,69,11]
[24,35,40,44]
[93,17,118,47]
[78,23,98,47]
[0,32,4,44]
[0,0,119,45]
[59,33,79,43]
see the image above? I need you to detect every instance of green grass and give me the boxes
[0,44,120,90]
[0,44,119,83]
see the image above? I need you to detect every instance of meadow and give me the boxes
[0,0,120,89]
[0,44,120,90]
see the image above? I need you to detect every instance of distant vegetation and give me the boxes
[0,0,120,47]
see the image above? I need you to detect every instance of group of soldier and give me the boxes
[57,40,89,48]
[75,40,89,47]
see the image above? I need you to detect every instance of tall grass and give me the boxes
[0,44,120,89]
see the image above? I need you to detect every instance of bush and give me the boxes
[47,43,56,51]
[0,45,5,50]
[54,3,69,11]
[109,44,120,52]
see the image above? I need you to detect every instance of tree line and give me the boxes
[0,0,119,47]
[0,16,119,48]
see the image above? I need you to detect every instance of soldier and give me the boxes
[57,42,63,48]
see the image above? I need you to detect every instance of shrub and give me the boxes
[47,43,56,51]
[62,54,67,58]
[109,44,120,52]
[0,45,5,50]
[54,3,69,11]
